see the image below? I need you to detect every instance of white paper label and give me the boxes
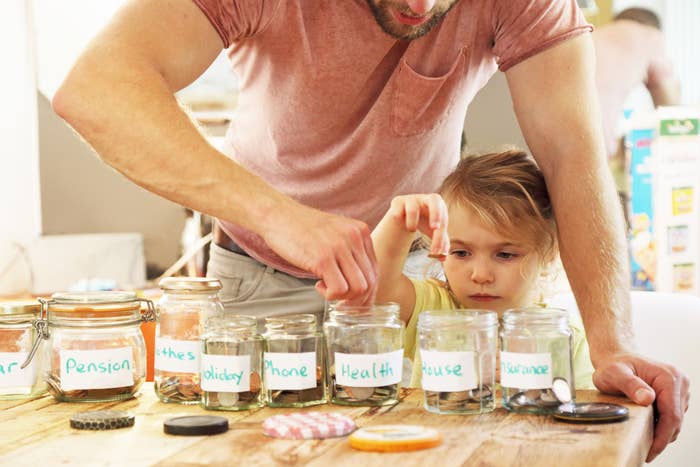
[154,337,200,373]
[200,354,251,392]
[419,350,477,392]
[500,351,552,389]
[60,347,134,390]
[0,352,38,392]
[335,349,404,387]
[264,352,316,390]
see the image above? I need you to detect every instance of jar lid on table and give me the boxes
[158,277,222,293]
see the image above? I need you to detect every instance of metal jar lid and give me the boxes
[51,291,138,305]
[158,277,222,293]
[0,301,41,319]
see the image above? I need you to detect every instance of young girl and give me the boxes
[371,149,594,389]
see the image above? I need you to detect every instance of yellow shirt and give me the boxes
[405,278,595,389]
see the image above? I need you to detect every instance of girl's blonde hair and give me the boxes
[438,149,558,267]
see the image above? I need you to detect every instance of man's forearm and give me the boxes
[548,158,634,364]
[53,56,291,237]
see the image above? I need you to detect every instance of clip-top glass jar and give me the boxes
[22,291,154,402]
[0,301,45,399]
[418,309,498,414]
[263,314,326,407]
[201,315,264,411]
[324,303,405,406]
[500,307,574,413]
[154,277,223,404]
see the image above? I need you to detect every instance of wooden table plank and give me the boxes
[0,388,652,467]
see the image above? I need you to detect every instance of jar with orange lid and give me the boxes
[0,301,46,399]
[22,291,154,402]
[154,277,224,404]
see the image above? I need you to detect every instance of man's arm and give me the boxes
[53,0,376,303]
[505,33,689,462]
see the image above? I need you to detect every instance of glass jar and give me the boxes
[324,303,404,406]
[263,314,326,407]
[154,277,223,404]
[0,301,45,399]
[500,307,575,414]
[200,315,264,411]
[418,309,498,414]
[23,291,154,402]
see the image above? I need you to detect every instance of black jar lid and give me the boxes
[163,415,229,436]
[552,402,629,423]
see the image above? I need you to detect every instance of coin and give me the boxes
[250,372,261,393]
[537,389,561,407]
[345,386,375,401]
[551,377,572,403]
[214,391,238,406]
[468,384,493,401]
[507,391,531,408]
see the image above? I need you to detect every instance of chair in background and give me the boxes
[550,291,700,466]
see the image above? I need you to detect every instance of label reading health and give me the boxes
[335,349,403,387]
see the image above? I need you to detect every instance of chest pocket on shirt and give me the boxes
[390,48,466,137]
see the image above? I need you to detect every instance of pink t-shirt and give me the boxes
[594,20,675,158]
[194,0,590,278]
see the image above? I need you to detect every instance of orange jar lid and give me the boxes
[348,425,442,452]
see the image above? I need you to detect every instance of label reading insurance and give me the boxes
[60,347,134,391]
[264,352,316,390]
[201,354,250,393]
[500,351,552,389]
[419,350,477,392]
[154,337,200,373]
[0,352,37,390]
[335,349,403,387]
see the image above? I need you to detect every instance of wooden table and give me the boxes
[0,389,652,466]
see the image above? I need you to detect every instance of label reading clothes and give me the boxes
[500,351,552,389]
[335,349,403,387]
[154,337,200,373]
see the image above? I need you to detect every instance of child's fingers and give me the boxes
[404,197,421,232]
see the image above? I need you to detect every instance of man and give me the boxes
[594,7,680,216]
[52,0,688,460]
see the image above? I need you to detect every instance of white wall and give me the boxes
[0,1,41,242]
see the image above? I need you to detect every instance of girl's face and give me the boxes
[442,204,542,315]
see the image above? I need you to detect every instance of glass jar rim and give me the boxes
[418,309,498,329]
[502,306,568,326]
[206,314,258,331]
[327,302,401,324]
[158,277,222,293]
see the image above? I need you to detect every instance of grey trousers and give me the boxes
[206,243,326,328]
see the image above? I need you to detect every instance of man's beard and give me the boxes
[365,0,459,40]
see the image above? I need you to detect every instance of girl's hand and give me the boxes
[388,194,450,260]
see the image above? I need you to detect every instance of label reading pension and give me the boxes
[200,354,251,393]
[500,351,552,389]
[264,352,316,390]
[0,352,38,393]
[60,347,134,390]
[419,350,477,392]
[335,349,403,387]
[154,337,200,373]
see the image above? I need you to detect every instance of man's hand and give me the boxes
[593,353,690,462]
[262,202,379,305]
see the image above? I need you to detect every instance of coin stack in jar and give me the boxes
[324,303,405,407]
[500,307,575,413]
[154,278,224,405]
